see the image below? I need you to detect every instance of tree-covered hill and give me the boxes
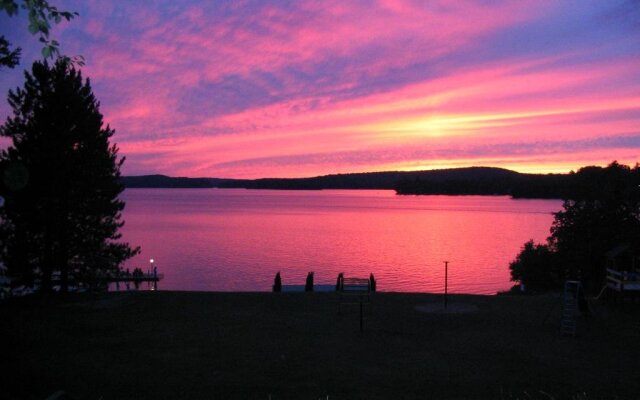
[120,175,223,188]
[121,167,572,199]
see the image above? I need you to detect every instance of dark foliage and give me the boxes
[0,36,21,68]
[510,162,640,292]
[548,162,640,290]
[0,0,79,68]
[397,168,572,198]
[0,60,139,292]
[509,240,562,292]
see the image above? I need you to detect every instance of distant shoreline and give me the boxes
[121,166,569,199]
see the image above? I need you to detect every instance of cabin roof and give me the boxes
[606,244,630,258]
[605,243,640,260]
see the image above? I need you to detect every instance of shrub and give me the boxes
[509,240,562,292]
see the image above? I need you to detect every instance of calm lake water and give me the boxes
[119,189,562,294]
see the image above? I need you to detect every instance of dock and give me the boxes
[108,270,164,291]
[108,273,164,283]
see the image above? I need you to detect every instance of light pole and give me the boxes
[149,258,156,290]
[443,261,449,309]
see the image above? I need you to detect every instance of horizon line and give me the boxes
[122,162,631,180]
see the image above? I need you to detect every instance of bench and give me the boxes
[339,277,371,305]
[338,277,371,331]
[341,277,370,294]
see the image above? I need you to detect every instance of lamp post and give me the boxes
[443,261,449,309]
[149,258,156,290]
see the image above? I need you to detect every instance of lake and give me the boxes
[119,189,562,294]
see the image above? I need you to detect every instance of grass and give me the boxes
[1,291,639,399]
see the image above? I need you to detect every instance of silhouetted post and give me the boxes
[360,300,363,333]
[149,258,154,290]
[444,261,449,309]
[305,272,314,292]
[273,272,282,292]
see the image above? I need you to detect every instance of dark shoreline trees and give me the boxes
[395,168,571,198]
[0,60,138,292]
[509,162,640,292]
[122,167,572,198]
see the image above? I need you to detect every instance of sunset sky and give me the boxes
[1,0,639,178]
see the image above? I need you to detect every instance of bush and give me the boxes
[509,240,562,292]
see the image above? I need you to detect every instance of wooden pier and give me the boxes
[110,271,164,291]
[108,273,164,283]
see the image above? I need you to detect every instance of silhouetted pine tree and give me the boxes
[0,60,139,292]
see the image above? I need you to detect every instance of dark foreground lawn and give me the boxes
[1,291,639,400]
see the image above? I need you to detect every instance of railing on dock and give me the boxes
[109,269,163,291]
[109,273,164,283]
[606,268,640,292]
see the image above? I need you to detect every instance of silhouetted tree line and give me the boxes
[123,167,577,199]
[396,167,571,198]
[509,162,640,292]
[121,175,220,188]
[202,171,412,190]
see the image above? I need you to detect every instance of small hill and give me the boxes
[121,175,220,188]
[216,167,525,190]
[394,167,569,198]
